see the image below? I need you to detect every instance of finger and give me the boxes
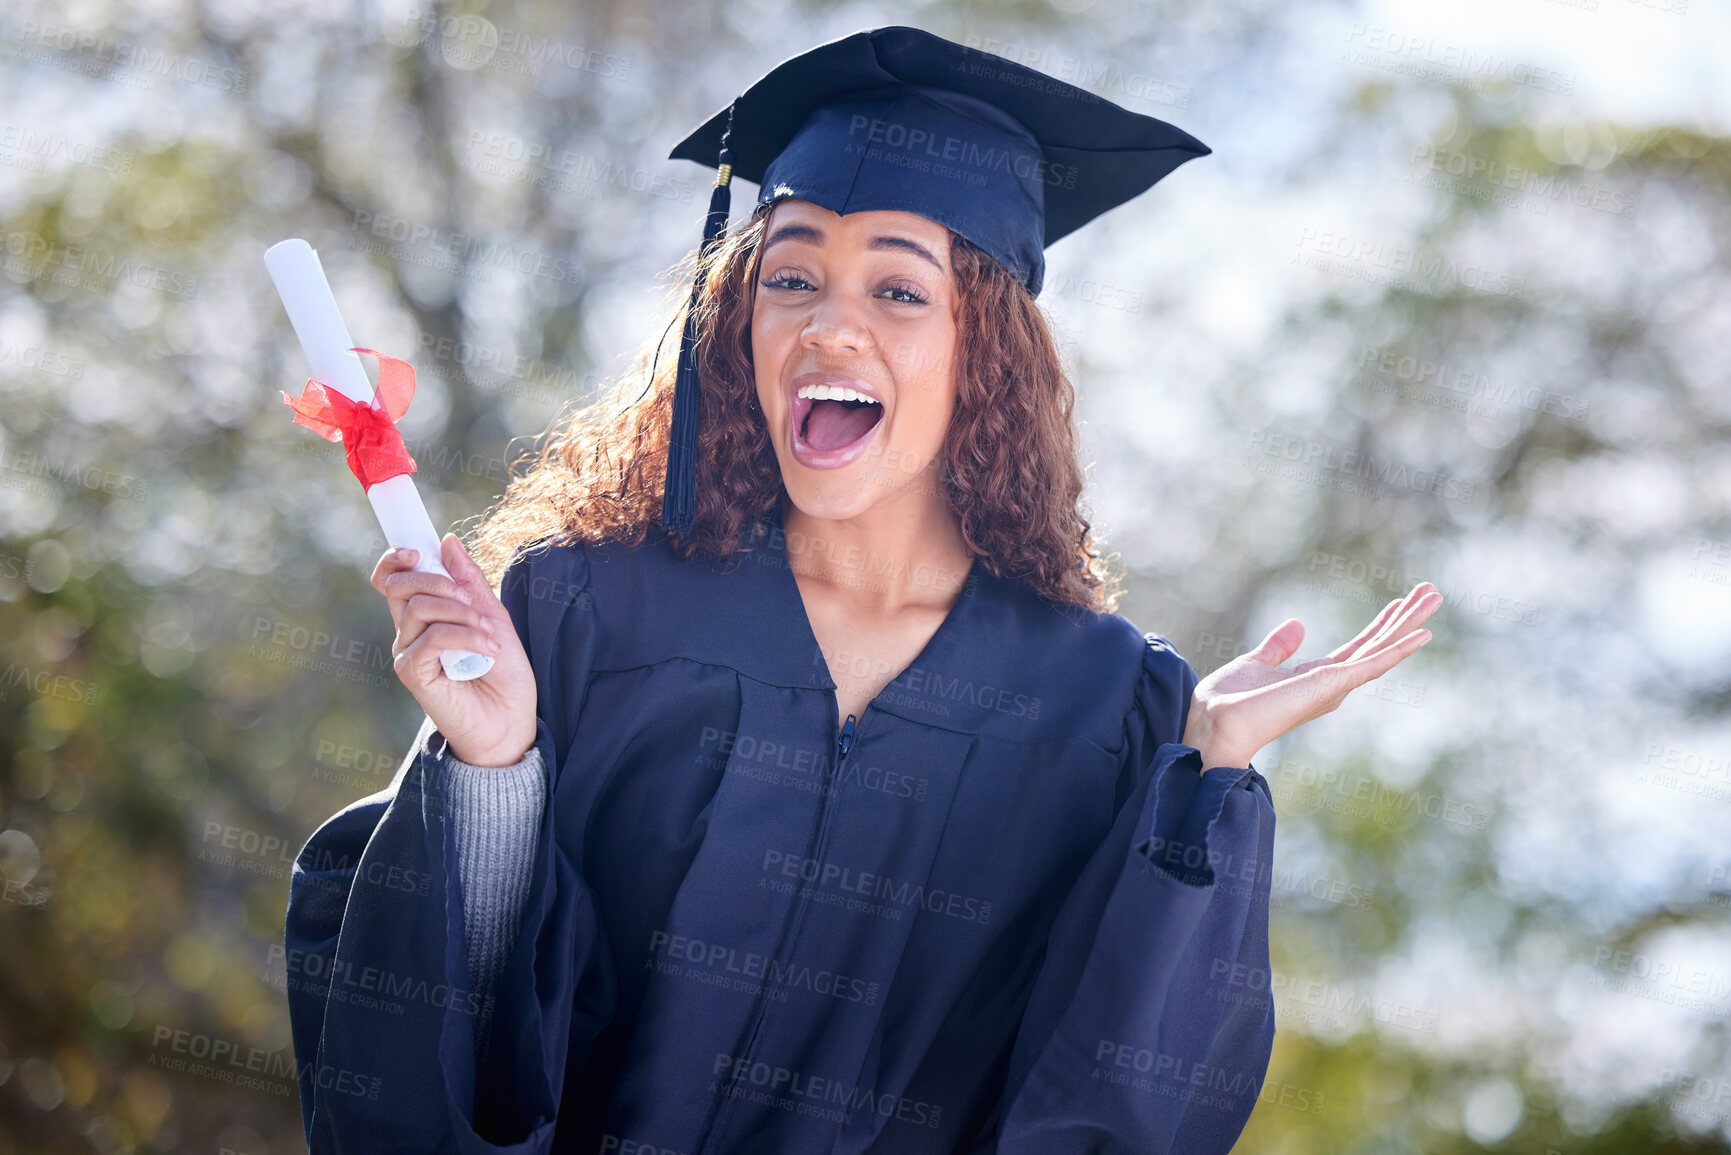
[442,535,495,610]
[1361,586,1440,657]
[394,593,493,653]
[441,535,517,636]
[380,570,474,630]
[1326,596,1405,662]
[395,622,503,687]
[1247,619,1304,667]
[370,547,420,595]
[1298,583,1435,673]
[1405,583,1444,628]
[1344,584,1427,660]
[1319,626,1432,699]
[1285,658,1363,710]
[381,568,473,607]
[1331,582,1434,661]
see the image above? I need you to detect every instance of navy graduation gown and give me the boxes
[284,518,1277,1153]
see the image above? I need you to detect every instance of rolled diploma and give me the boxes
[264,238,494,682]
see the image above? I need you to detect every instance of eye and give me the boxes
[880,281,929,305]
[761,271,815,292]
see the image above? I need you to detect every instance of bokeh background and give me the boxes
[0,0,1727,1150]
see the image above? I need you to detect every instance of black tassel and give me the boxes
[661,102,737,534]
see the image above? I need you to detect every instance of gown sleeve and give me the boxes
[282,545,612,1153]
[984,634,1277,1155]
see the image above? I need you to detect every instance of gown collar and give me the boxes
[744,504,985,706]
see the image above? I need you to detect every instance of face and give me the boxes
[751,198,959,523]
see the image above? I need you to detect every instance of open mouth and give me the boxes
[789,378,885,466]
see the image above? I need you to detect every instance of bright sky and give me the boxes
[1360,0,1731,129]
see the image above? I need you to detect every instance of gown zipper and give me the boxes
[837,712,857,763]
[711,707,860,1148]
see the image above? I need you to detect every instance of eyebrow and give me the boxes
[763,222,946,272]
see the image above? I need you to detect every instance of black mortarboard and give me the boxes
[658,25,1211,532]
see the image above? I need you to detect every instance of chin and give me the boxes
[779,467,878,523]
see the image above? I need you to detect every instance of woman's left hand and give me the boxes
[1184,582,1442,772]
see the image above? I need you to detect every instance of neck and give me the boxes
[779,487,972,613]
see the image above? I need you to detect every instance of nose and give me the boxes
[801,292,872,355]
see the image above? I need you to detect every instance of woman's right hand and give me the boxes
[371,533,538,768]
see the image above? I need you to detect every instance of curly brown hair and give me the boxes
[467,201,1118,611]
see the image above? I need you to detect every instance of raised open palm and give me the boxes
[1184,582,1442,772]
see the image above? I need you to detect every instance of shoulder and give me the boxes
[495,529,691,641]
[498,528,729,609]
[1134,629,1200,700]
[966,572,1196,745]
[496,528,822,686]
[498,537,594,611]
[989,575,1193,685]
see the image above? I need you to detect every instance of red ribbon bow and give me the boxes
[281,348,419,490]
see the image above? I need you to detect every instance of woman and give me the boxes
[284,27,1438,1155]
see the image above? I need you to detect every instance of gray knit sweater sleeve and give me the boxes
[431,742,546,1057]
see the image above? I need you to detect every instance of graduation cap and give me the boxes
[659,25,1211,533]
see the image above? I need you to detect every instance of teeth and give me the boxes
[797,383,879,404]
